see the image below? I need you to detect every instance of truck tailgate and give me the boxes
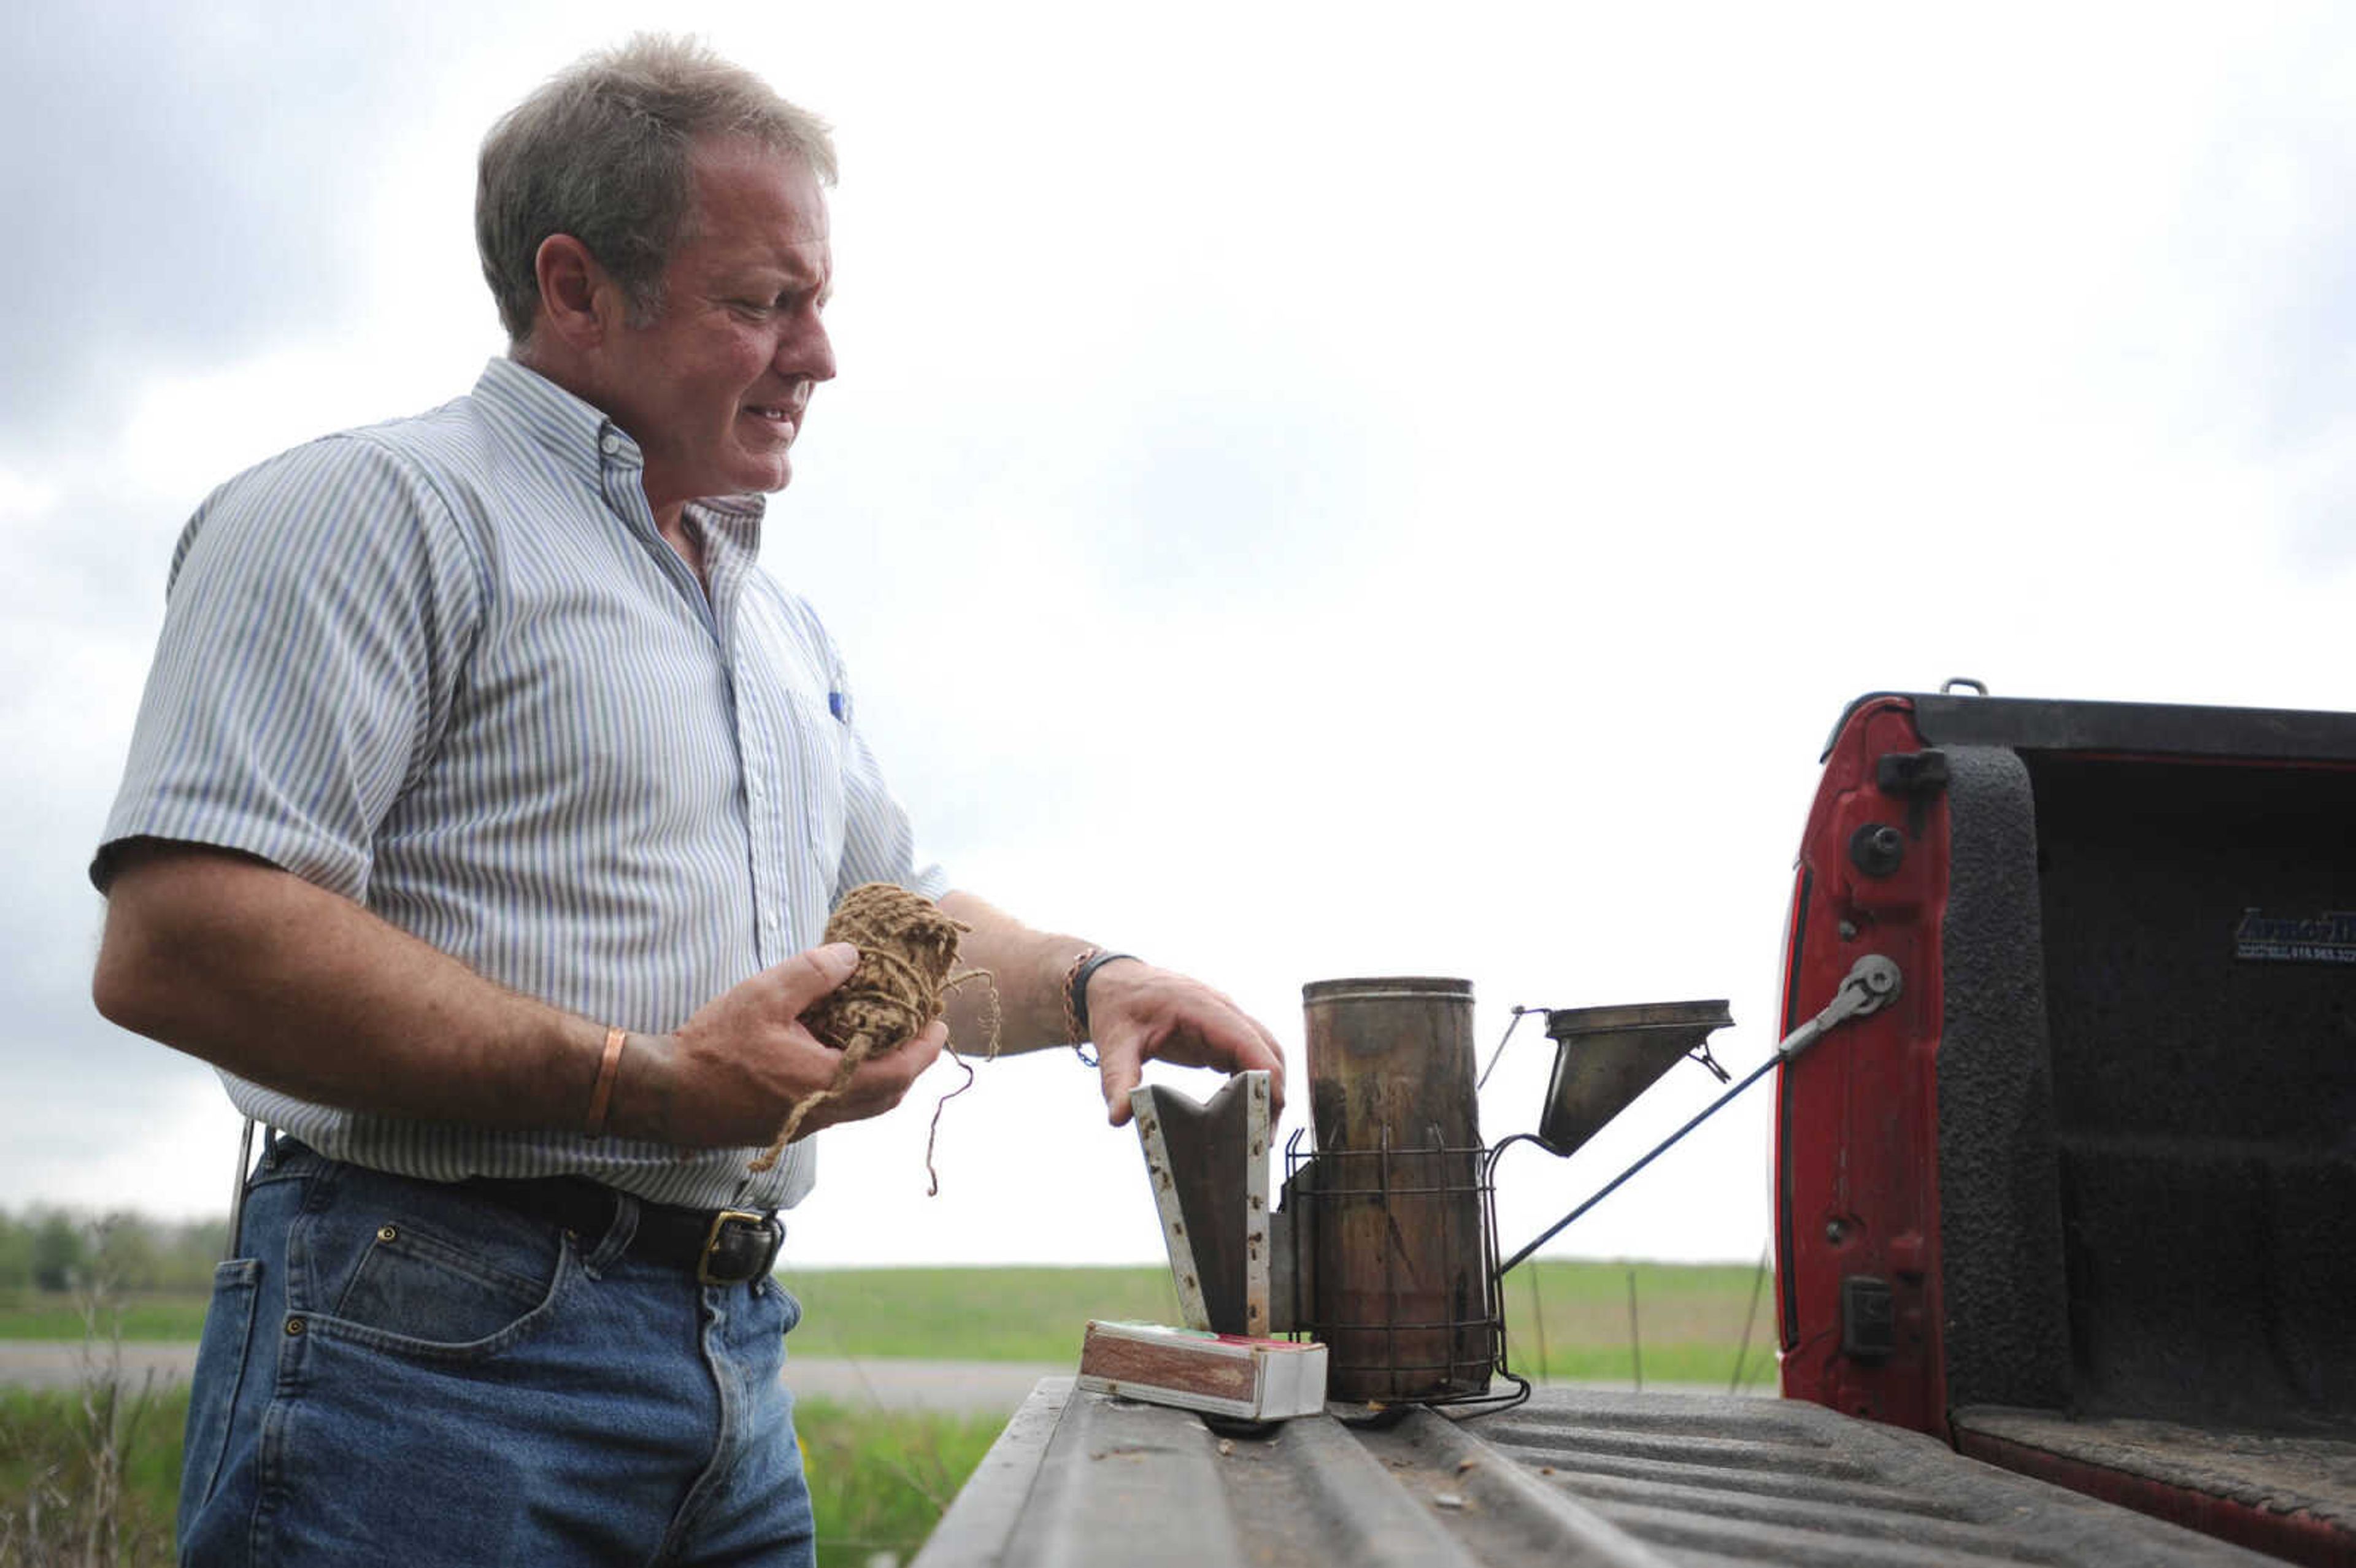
[917,1382,2282,1567]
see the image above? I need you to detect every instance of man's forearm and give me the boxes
[95,843,939,1149]
[937,888,1286,1126]
[94,842,635,1136]
[935,890,1093,1056]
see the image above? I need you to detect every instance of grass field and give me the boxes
[1,1261,1770,1562]
[1503,1258,1780,1388]
[776,1264,1185,1362]
[798,1399,1004,1568]
[776,1259,1777,1388]
[0,1383,997,1568]
[1,1261,1777,1388]
[1,1381,185,1565]
[0,1292,212,1343]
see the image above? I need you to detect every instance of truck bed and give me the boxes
[916,1382,2286,1567]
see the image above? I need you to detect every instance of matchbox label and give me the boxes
[2233,909,2356,964]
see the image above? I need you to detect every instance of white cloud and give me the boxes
[10,1,2356,1271]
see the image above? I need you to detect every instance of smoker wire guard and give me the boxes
[1277,1126,1533,1419]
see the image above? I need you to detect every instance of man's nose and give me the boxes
[779,315,836,383]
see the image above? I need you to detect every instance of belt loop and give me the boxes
[583,1190,639,1278]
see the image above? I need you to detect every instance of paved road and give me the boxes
[0,1342,1062,1415]
[0,1342,1766,1408]
[0,1341,199,1394]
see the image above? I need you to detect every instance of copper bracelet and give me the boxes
[583,1026,626,1138]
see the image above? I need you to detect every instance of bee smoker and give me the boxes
[1132,963,1888,1410]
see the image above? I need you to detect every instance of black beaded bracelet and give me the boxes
[1064,949,1140,1062]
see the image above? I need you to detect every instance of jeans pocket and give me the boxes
[179,1258,261,1536]
[316,1213,570,1361]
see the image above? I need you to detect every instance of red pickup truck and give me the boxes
[1776,690,2354,1564]
[918,691,2354,1568]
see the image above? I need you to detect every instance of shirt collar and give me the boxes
[473,356,622,491]
[470,357,771,549]
[688,489,764,557]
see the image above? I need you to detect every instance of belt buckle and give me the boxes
[698,1209,775,1286]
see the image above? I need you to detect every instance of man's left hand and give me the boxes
[1084,961,1286,1127]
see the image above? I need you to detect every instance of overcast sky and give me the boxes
[6,1,2355,1272]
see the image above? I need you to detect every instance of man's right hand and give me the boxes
[634,942,947,1148]
[95,844,944,1150]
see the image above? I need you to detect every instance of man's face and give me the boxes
[594,137,836,517]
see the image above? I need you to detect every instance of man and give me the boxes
[91,36,1283,1566]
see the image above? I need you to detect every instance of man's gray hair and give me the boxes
[477,34,837,343]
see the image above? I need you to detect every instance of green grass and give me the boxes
[777,1265,1185,1362]
[798,1397,1004,1568]
[0,1261,1768,1562]
[0,1291,212,1342]
[774,1259,1774,1386]
[0,1383,995,1568]
[0,1383,187,1566]
[1504,1258,1780,1388]
[1,1261,1776,1391]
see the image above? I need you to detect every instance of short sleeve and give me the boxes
[94,434,483,898]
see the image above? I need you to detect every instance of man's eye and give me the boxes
[730,291,818,319]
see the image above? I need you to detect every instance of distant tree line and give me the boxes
[0,1210,228,1294]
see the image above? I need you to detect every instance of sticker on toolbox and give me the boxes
[2231,908,2356,964]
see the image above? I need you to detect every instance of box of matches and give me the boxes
[1076,1320,1328,1421]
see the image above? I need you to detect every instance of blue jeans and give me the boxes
[177,1141,813,1566]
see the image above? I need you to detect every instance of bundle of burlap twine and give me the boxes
[749,882,997,1190]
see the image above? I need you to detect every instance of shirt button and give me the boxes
[600,431,622,456]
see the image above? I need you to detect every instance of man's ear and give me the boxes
[533,233,616,349]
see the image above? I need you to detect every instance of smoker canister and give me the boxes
[1301,977,1493,1402]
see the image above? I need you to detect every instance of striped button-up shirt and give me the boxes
[97,357,944,1210]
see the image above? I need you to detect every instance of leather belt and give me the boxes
[460,1174,783,1286]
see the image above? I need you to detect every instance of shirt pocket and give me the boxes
[778,683,849,894]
